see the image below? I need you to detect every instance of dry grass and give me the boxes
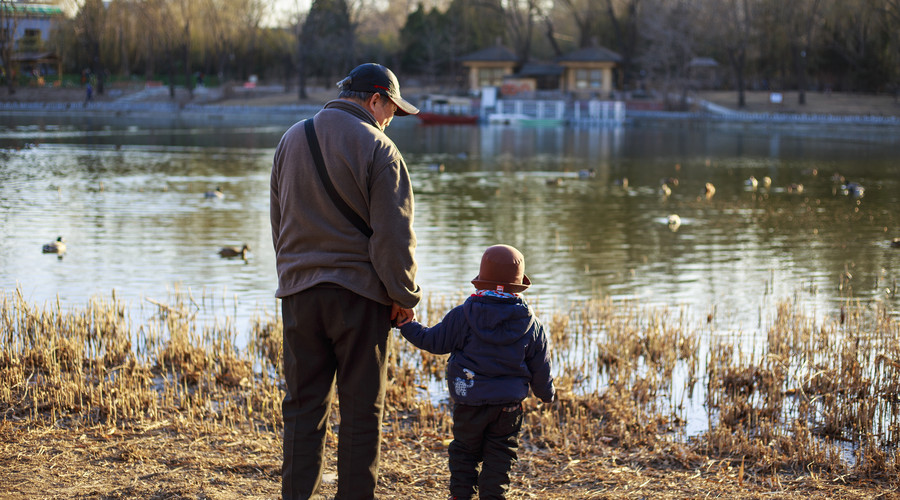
[1,287,898,499]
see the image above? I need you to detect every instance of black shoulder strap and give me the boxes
[304,119,373,238]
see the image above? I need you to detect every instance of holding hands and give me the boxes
[391,303,416,327]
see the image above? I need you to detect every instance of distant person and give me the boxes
[85,82,93,104]
[398,244,556,500]
[270,63,422,499]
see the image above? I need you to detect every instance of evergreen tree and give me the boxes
[301,0,353,83]
[399,3,447,77]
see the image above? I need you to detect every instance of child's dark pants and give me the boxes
[449,403,524,500]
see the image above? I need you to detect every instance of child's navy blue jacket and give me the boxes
[399,294,555,405]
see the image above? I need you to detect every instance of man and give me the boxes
[270,63,422,499]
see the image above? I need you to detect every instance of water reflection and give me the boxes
[1,116,898,341]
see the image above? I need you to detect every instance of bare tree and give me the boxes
[638,0,700,108]
[0,0,19,95]
[501,0,542,64]
[171,0,195,98]
[701,0,757,108]
[603,0,642,86]
[113,3,129,76]
[823,0,882,91]
[784,0,823,105]
[878,0,900,99]
[135,0,166,81]
[558,0,606,48]
[73,0,109,94]
[542,14,564,57]
[202,0,235,81]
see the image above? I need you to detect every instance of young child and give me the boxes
[399,244,556,500]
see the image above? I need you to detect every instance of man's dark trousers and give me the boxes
[281,284,392,500]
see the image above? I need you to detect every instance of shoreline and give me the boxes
[3,87,900,129]
[4,100,900,133]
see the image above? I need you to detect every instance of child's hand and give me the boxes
[390,304,416,327]
[397,307,416,326]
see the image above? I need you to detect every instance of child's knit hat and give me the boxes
[471,244,531,293]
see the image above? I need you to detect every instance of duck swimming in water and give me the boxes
[218,244,250,259]
[42,236,66,255]
[842,182,865,198]
[667,214,682,232]
[205,187,225,199]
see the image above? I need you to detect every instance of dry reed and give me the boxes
[1,286,897,491]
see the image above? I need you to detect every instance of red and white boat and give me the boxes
[416,111,479,125]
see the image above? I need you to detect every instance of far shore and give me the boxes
[2,85,900,128]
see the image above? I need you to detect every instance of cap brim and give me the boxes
[389,95,419,116]
[471,274,531,294]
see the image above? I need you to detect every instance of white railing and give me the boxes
[628,109,900,126]
[573,100,626,124]
[494,99,567,120]
[486,99,625,126]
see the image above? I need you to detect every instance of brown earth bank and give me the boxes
[3,85,900,117]
[1,287,898,500]
[694,90,900,117]
[2,419,897,500]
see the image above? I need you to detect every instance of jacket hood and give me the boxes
[463,296,535,346]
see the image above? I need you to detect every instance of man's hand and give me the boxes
[390,303,416,327]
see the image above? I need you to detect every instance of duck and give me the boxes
[578,169,596,179]
[704,182,716,199]
[787,183,804,194]
[545,177,563,186]
[667,214,682,231]
[613,177,629,189]
[205,187,225,199]
[892,238,900,248]
[426,163,445,173]
[745,176,758,190]
[218,244,250,259]
[660,177,679,187]
[42,236,66,255]
[762,176,772,188]
[659,183,672,197]
[842,182,865,198]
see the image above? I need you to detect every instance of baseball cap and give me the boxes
[336,63,419,116]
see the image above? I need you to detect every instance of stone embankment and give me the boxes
[3,86,899,128]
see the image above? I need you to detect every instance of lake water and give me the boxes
[1,112,899,341]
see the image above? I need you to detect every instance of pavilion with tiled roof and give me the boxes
[556,45,622,97]
[458,45,518,91]
[459,43,621,97]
